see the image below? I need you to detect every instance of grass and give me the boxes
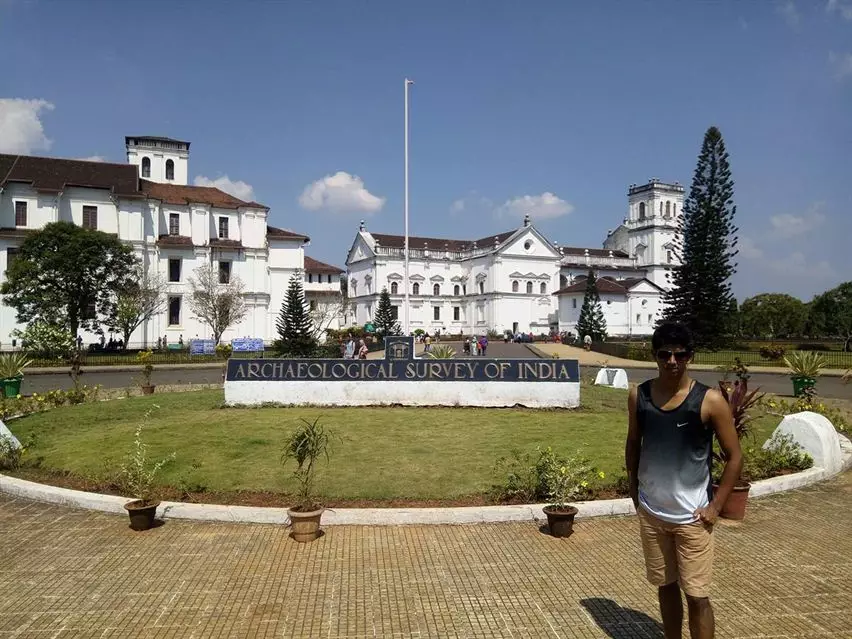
[7,384,782,503]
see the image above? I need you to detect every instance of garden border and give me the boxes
[2,434,849,526]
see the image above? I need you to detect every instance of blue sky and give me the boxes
[1,0,850,301]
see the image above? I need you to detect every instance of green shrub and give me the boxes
[741,433,813,482]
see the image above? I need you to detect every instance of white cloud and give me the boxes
[829,51,852,80]
[194,175,256,202]
[827,0,852,20]
[496,192,573,220]
[78,155,106,162]
[777,0,800,27]
[298,171,385,214]
[738,236,764,260]
[0,98,54,154]
[769,202,826,239]
[450,191,494,215]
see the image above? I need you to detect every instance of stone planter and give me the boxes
[288,507,324,543]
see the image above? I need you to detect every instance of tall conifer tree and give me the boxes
[373,288,401,338]
[661,126,738,349]
[275,273,316,357]
[576,270,608,342]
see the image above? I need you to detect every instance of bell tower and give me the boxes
[625,179,685,288]
[126,136,190,185]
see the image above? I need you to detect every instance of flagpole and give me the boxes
[403,78,413,336]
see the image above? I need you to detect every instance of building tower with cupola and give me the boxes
[125,136,190,185]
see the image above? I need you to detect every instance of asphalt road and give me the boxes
[21,341,851,400]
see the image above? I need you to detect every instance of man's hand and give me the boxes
[694,504,719,526]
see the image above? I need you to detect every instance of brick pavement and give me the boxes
[0,473,850,638]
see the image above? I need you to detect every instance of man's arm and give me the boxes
[625,386,641,510]
[695,388,743,524]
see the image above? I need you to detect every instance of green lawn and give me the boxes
[7,385,781,502]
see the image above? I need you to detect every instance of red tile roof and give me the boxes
[552,277,660,295]
[141,180,267,210]
[559,246,630,258]
[267,225,309,241]
[371,230,516,252]
[305,256,344,274]
[209,238,243,249]
[156,234,194,247]
[0,154,141,197]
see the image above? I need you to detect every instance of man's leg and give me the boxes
[685,595,714,639]
[658,582,683,638]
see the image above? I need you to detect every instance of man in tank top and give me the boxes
[625,322,742,639]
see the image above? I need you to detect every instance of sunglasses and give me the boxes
[656,349,692,362]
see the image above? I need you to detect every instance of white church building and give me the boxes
[345,179,684,337]
[0,136,345,348]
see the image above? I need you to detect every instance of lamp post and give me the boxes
[403,77,414,336]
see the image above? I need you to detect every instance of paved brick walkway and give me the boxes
[1,473,850,638]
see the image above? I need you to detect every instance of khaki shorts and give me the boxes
[637,506,714,598]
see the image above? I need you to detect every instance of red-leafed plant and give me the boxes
[715,378,765,463]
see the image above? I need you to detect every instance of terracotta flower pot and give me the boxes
[713,483,751,521]
[141,385,156,395]
[288,507,324,543]
[124,500,159,531]
[543,505,578,538]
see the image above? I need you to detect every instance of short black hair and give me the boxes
[652,322,694,352]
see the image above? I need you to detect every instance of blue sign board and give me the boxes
[232,337,265,352]
[225,336,579,383]
[190,339,216,355]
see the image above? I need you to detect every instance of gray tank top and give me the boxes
[637,379,713,524]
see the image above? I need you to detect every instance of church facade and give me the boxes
[0,137,345,348]
[345,179,684,337]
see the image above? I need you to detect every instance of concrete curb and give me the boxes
[2,435,849,525]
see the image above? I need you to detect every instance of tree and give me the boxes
[107,268,167,348]
[808,282,852,351]
[0,222,138,337]
[373,288,401,339]
[187,263,248,344]
[576,270,608,342]
[12,321,75,359]
[275,273,316,357]
[661,126,738,349]
[739,293,807,339]
[308,296,352,341]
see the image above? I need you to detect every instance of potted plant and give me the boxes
[0,352,31,398]
[784,350,825,397]
[120,413,175,531]
[540,447,604,538]
[137,350,155,395]
[282,416,332,543]
[713,378,764,520]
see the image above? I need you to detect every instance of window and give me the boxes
[453,306,460,321]
[478,281,484,294]
[462,285,466,295]
[82,206,97,230]
[219,261,231,284]
[308,273,313,283]
[165,159,175,181]
[433,283,440,296]
[659,201,663,214]
[327,274,333,283]
[453,284,460,296]
[6,248,19,274]
[433,306,441,320]
[648,314,653,323]
[391,306,399,320]
[540,282,547,294]
[638,202,646,220]
[141,157,151,178]
[667,250,673,263]
[413,282,420,295]
[673,203,677,216]
[390,281,398,295]
[309,299,317,311]
[168,258,181,282]
[665,201,671,218]
[168,296,181,326]
[572,298,577,309]
[14,201,26,227]
[524,240,533,251]
[169,213,180,236]
[636,314,641,324]
[526,281,533,294]
[218,217,229,239]
[512,280,519,293]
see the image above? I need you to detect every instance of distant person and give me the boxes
[344,335,355,360]
[424,333,432,353]
[583,334,592,351]
[357,339,368,359]
[463,337,470,356]
[478,335,488,357]
[625,322,741,639]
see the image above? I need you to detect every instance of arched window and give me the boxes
[673,203,677,216]
[413,282,420,295]
[478,281,484,294]
[433,283,440,296]
[540,282,547,294]
[390,282,398,295]
[660,201,663,214]
[559,275,568,288]
[526,281,533,294]
[665,201,671,218]
[638,202,646,220]
[453,284,460,296]
[512,280,519,292]
[165,159,175,181]
[141,157,151,178]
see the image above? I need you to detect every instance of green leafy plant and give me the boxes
[0,432,35,470]
[783,351,826,378]
[759,345,786,361]
[740,433,813,482]
[13,321,75,360]
[0,352,32,380]
[540,448,605,510]
[281,417,333,511]
[425,344,456,359]
[215,343,233,360]
[119,410,175,505]
[716,379,765,461]
[137,350,154,386]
